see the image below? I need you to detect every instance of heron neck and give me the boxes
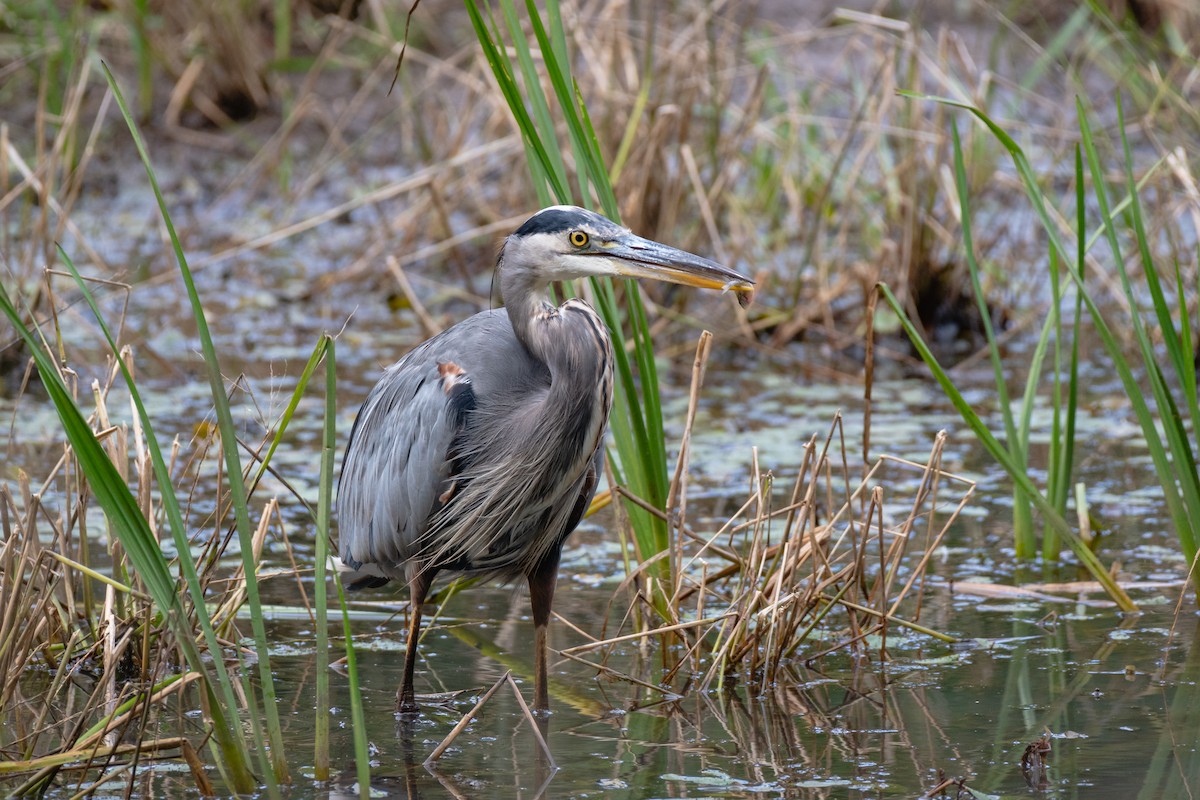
[496,257,614,491]
[502,271,608,388]
[499,256,552,353]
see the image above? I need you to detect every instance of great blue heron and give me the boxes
[338,205,753,714]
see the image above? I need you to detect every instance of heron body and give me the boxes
[337,206,753,713]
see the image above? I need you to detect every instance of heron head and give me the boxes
[500,206,755,303]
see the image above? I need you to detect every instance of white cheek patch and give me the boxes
[574,254,622,277]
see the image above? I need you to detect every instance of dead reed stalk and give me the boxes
[572,418,972,699]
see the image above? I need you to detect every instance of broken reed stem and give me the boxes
[888,434,961,620]
[386,254,440,339]
[503,674,556,769]
[818,596,957,643]
[557,649,678,697]
[614,484,741,565]
[43,550,150,601]
[180,739,216,796]
[874,487,888,659]
[101,587,124,748]
[211,499,277,631]
[0,736,194,776]
[864,285,877,480]
[561,614,733,656]
[668,330,713,602]
[657,415,970,687]
[76,673,203,751]
[424,676,554,767]
[425,671,511,764]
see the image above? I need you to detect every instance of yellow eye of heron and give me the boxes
[568,230,589,248]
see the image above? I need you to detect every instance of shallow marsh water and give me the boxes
[4,290,1199,798]
[12,356,1195,799]
[263,601,1198,800]
[263,361,1195,800]
[2,225,1194,800]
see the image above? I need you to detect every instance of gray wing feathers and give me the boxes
[337,310,520,578]
[337,305,606,582]
[338,357,454,576]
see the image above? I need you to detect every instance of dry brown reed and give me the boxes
[559,328,973,700]
[4,1,1197,376]
[0,352,292,792]
[423,670,555,767]
[7,1,1192,375]
[570,420,972,698]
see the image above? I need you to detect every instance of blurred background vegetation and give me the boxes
[3,0,1197,372]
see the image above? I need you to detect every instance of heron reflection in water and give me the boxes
[338,206,754,714]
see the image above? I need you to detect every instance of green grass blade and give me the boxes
[52,245,256,784]
[909,89,1198,581]
[626,278,669,516]
[315,337,370,794]
[274,0,291,61]
[466,0,674,604]
[334,566,372,797]
[499,0,569,191]
[1114,104,1200,536]
[101,61,289,783]
[523,1,620,214]
[1044,243,1064,559]
[1117,97,1194,398]
[245,336,333,508]
[1019,5,1091,92]
[521,2,671,577]
[1079,98,1199,567]
[1047,146,1087,551]
[544,0,569,81]
[574,80,622,215]
[1175,259,1196,414]
[950,121,1034,557]
[314,335,334,780]
[0,277,258,790]
[465,2,569,201]
[522,0,594,202]
[1011,243,1069,547]
[877,283,1136,611]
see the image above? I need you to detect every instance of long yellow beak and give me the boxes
[601,233,755,304]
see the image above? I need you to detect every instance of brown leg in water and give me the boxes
[527,550,561,714]
[398,570,435,714]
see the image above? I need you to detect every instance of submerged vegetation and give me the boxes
[1,0,1199,795]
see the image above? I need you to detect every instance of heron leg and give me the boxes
[398,569,435,714]
[527,551,561,714]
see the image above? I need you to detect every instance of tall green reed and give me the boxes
[0,251,261,791]
[465,0,675,615]
[932,119,1084,562]
[0,64,371,793]
[100,62,291,788]
[104,60,373,791]
[882,91,1200,609]
[107,54,378,790]
[1082,97,1200,573]
[314,338,335,782]
[309,335,370,795]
